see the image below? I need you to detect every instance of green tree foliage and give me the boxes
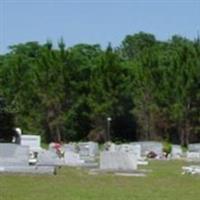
[0,33,200,145]
[0,97,15,142]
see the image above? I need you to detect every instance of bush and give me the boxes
[163,142,172,154]
[87,127,106,143]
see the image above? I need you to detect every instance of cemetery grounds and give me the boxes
[1,160,200,200]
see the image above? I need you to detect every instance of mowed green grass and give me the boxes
[0,160,200,200]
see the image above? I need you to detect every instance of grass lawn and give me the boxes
[0,160,200,200]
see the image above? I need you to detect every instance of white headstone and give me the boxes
[130,144,142,160]
[186,152,200,161]
[88,142,99,157]
[100,151,137,171]
[134,142,163,156]
[37,150,64,166]
[21,135,42,152]
[104,142,116,152]
[64,143,77,153]
[188,144,200,152]
[78,142,99,157]
[64,151,84,166]
[171,145,183,159]
[0,143,29,166]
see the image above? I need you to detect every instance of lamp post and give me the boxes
[106,117,112,141]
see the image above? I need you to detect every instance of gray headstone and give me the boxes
[0,166,56,175]
[100,151,137,171]
[88,142,99,157]
[116,144,141,159]
[186,152,200,161]
[64,143,77,153]
[21,135,42,152]
[0,143,29,166]
[104,142,116,152]
[188,143,200,152]
[78,142,90,157]
[171,145,182,159]
[133,142,163,156]
[64,151,84,166]
[37,150,64,166]
[130,144,142,159]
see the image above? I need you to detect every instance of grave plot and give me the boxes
[0,143,56,175]
[100,151,138,172]
[95,150,147,177]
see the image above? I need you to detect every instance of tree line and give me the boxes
[0,32,200,146]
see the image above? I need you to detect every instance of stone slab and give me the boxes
[0,143,29,166]
[21,135,42,152]
[188,144,200,152]
[186,152,200,161]
[64,143,78,153]
[118,144,142,160]
[0,166,56,175]
[115,172,146,177]
[100,151,137,171]
[132,142,163,156]
[37,150,64,166]
[64,151,84,166]
[171,145,183,159]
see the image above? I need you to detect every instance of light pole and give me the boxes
[106,117,112,141]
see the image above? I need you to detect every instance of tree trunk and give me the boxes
[56,126,61,143]
[180,126,185,147]
[184,120,190,148]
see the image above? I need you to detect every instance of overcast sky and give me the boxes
[0,0,200,53]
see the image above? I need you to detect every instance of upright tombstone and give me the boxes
[118,144,134,153]
[134,141,163,157]
[64,151,84,166]
[0,143,29,166]
[100,151,137,171]
[104,142,116,152]
[88,142,99,157]
[64,143,78,153]
[78,142,99,157]
[21,135,42,152]
[171,145,183,159]
[188,144,200,152]
[37,150,64,166]
[186,152,200,161]
[78,142,90,157]
[0,144,57,175]
[186,143,200,162]
[130,143,142,160]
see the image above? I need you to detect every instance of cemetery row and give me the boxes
[1,135,200,175]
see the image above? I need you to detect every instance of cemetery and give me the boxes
[1,105,200,199]
[0,1,199,199]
